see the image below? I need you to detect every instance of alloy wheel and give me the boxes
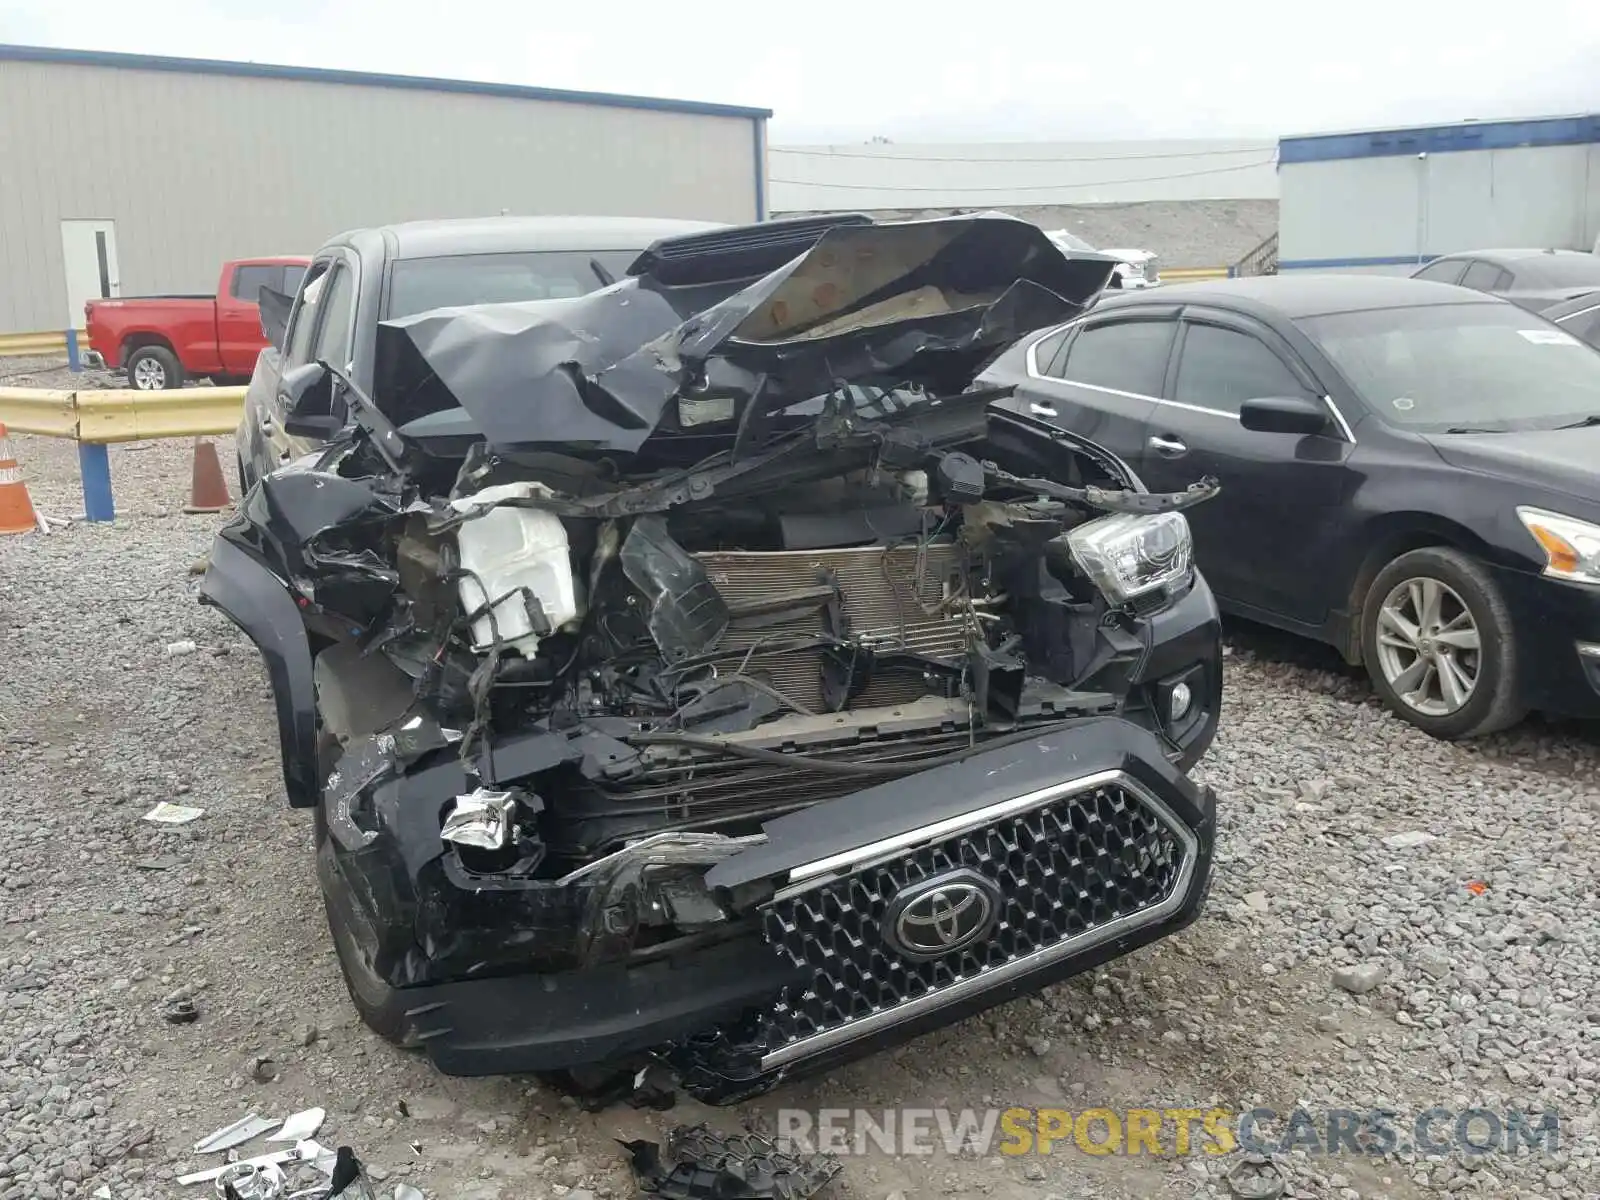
[1374,576,1482,716]
[132,357,166,389]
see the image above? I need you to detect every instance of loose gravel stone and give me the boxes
[1,430,1595,1200]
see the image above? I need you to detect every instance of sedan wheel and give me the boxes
[1361,547,1525,739]
[1374,576,1480,715]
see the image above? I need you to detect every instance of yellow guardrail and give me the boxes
[1159,267,1230,283]
[76,387,246,444]
[0,387,79,438]
[0,384,247,521]
[0,330,86,357]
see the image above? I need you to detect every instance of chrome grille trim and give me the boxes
[758,770,1197,1070]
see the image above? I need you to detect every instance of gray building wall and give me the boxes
[770,140,1280,213]
[0,49,768,334]
[1277,118,1600,274]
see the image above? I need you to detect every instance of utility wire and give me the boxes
[774,143,1275,164]
[769,157,1279,194]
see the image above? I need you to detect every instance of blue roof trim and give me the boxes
[1280,113,1600,164]
[1279,255,1436,269]
[0,42,773,120]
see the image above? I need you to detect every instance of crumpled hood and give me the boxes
[372,213,1118,455]
[1425,424,1600,511]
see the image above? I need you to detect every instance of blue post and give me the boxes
[78,443,115,522]
[66,328,82,373]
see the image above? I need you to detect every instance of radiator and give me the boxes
[694,542,968,712]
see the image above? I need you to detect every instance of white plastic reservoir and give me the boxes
[452,484,579,657]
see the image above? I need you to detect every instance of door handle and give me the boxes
[1148,434,1188,456]
[1029,401,1058,418]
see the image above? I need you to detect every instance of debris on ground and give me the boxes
[1381,829,1437,849]
[166,639,200,656]
[621,1124,841,1199]
[270,1108,327,1142]
[1225,1153,1286,1199]
[194,1113,278,1153]
[143,800,206,825]
[165,997,201,1024]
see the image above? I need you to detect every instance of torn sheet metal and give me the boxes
[372,213,1114,456]
[439,789,517,849]
[621,1123,841,1199]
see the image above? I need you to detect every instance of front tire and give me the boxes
[125,344,185,391]
[1360,547,1525,739]
[310,727,416,1049]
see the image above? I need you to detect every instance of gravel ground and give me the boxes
[0,355,125,393]
[1,433,1596,1200]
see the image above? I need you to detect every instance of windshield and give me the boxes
[1299,302,1600,432]
[385,249,642,319]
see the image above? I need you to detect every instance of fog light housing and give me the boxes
[1169,681,1193,723]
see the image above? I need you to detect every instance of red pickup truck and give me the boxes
[85,258,309,391]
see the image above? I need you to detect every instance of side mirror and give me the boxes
[279,362,344,439]
[1239,395,1330,436]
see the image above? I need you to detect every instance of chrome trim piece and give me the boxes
[1322,395,1358,443]
[761,770,1199,1070]
[1577,641,1600,660]
[781,767,1126,889]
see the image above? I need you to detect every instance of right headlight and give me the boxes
[1066,511,1194,603]
[1516,507,1600,587]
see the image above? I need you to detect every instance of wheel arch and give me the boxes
[120,331,177,357]
[1341,513,1500,666]
[197,537,321,807]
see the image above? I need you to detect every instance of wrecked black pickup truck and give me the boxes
[199,212,1223,1103]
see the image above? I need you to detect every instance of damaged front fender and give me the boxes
[198,537,322,808]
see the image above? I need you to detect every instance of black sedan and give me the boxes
[1409,248,1600,311]
[980,274,1600,738]
[1543,290,1600,348]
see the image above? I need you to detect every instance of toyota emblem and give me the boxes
[883,869,1002,961]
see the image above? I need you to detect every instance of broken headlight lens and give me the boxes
[1066,511,1193,602]
[1517,507,1600,587]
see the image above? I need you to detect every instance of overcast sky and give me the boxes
[3,0,1598,143]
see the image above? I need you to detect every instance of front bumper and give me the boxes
[1491,565,1600,717]
[347,718,1216,1096]
[1125,573,1223,770]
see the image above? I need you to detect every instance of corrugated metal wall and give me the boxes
[0,58,762,333]
[1279,143,1600,273]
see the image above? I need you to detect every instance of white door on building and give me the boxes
[59,219,121,329]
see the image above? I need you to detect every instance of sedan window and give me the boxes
[1050,319,1174,397]
[1173,324,1312,415]
[1459,261,1508,291]
[1414,259,1467,285]
[1300,302,1600,432]
[1554,305,1600,348]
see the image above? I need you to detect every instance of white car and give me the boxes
[1046,230,1161,288]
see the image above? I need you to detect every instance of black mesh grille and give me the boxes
[758,779,1185,1054]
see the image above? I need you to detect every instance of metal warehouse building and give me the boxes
[1277,113,1600,274]
[0,44,770,337]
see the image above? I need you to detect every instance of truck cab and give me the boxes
[236,216,725,491]
[85,258,309,390]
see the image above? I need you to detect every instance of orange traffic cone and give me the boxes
[0,423,41,535]
[183,437,232,514]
